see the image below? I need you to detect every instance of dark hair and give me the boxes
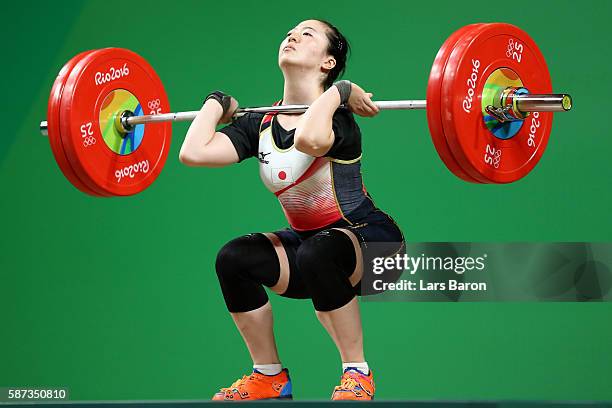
[315,19,350,89]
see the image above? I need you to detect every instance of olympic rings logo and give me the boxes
[148,99,162,115]
[484,144,502,169]
[82,136,96,148]
[505,39,514,58]
[492,149,502,168]
[80,122,96,148]
[506,38,524,63]
[148,99,161,110]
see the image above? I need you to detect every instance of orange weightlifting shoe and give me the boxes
[331,367,375,400]
[212,368,292,401]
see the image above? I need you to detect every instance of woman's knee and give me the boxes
[215,233,279,313]
[215,233,279,286]
[296,229,358,311]
[215,234,251,280]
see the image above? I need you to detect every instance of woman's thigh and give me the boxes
[263,228,310,299]
[265,209,405,299]
[332,209,406,295]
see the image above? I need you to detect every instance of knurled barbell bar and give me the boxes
[39,22,573,196]
[40,93,569,133]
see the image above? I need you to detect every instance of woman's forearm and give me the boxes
[179,100,224,161]
[294,86,341,156]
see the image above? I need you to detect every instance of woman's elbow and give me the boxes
[179,149,200,167]
[295,132,331,157]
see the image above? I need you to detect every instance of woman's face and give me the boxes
[278,19,336,77]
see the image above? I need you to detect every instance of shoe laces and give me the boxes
[338,375,359,391]
[221,373,262,392]
[336,372,359,391]
[219,375,246,392]
[335,371,372,397]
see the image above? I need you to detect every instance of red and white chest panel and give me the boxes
[257,122,343,231]
[258,124,316,192]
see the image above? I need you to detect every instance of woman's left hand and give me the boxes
[347,83,380,117]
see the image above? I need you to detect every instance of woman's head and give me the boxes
[278,19,350,89]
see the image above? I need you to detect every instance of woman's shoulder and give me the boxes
[229,111,267,134]
[238,111,266,123]
[333,107,355,119]
[332,107,360,133]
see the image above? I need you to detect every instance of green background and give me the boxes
[1,0,611,402]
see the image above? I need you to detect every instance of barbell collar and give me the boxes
[40,121,48,136]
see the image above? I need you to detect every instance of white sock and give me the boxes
[253,363,282,376]
[342,361,369,375]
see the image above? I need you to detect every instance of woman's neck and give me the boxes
[282,69,325,105]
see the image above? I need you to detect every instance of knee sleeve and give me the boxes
[215,233,280,313]
[296,229,358,312]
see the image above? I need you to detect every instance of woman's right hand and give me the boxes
[346,83,379,118]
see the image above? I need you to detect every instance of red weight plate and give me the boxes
[441,23,553,183]
[439,24,492,184]
[55,49,122,197]
[59,48,171,196]
[426,23,485,183]
[47,50,107,196]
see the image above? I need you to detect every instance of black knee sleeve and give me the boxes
[296,229,358,312]
[215,233,280,313]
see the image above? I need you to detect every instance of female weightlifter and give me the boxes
[180,19,404,401]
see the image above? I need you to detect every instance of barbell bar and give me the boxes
[39,93,571,137]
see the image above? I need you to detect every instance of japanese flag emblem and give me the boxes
[272,167,293,185]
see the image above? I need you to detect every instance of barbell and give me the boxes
[39,22,572,197]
